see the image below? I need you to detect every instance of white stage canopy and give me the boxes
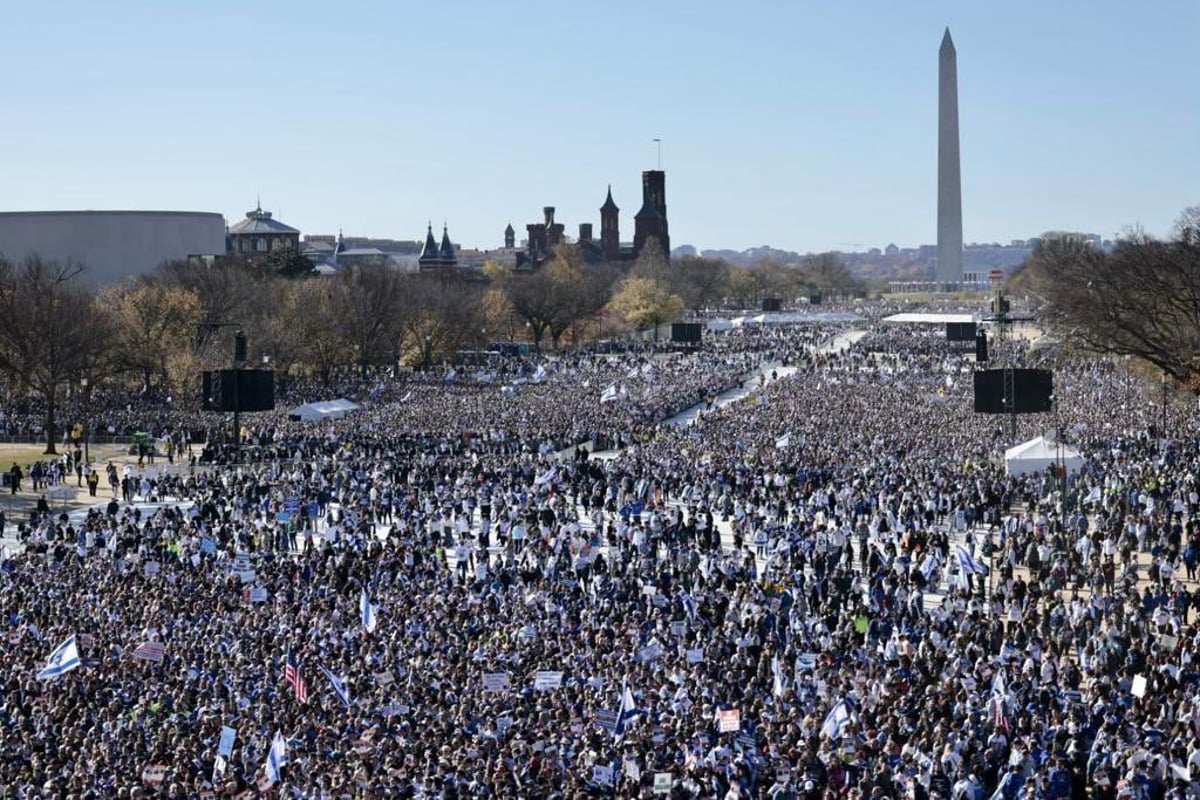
[1004,435,1084,477]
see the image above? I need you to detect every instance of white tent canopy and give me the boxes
[288,398,359,422]
[1004,435,1083,476]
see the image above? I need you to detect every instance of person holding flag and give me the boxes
[284,650,308,704]
[821,698,853,740]
[36,634,81,681]
[613,680,639,740]
[319,665,352,708]
[360,588,377,634]
[263,730,287,787]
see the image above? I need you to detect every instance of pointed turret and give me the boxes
[439,224,456,263]
[600,184,621,261]
[420,223,439,260]
[504,222,515,249]
[600,185,619,213]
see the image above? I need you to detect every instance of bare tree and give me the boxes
[399,274,485,369]
[672,255,730,312]
[0,256,114,453]
[1026,225,1200,384]
[332,263,406,374]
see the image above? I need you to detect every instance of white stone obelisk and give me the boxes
[937,28,963,285]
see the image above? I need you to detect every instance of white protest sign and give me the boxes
[717,708,741,732]
[143,561,160,577]
[654,773,673,794]
[248,587,268,603]
[534,670,564,690]
[637,639,663,663]
[593,709,618,732]
[592,764,614,786]
[482,672,510,693]
[686,648,705,663]
[1131,674,1147,698]
[218,726,236,758]
[669,620,687,638]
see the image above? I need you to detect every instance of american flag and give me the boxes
[285,651,308,704]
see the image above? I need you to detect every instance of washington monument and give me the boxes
[937,27,963,284]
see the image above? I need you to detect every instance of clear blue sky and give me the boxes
[1,0,1196,254]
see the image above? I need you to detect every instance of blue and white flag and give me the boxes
[533,364,547,383]
[681,592,697,622]
[600,383,620,404]
[1082,486,1102,505]
[534,466,557,486]
[772,655,787,698]
[360,588,377,634]
[820,698,852,739]
[319,665,352,708]
[954,544,989,575]
[614,680,639,739]
[920,552,941,582]
[264,729,287,785]
[36,634,81,680]
[774,433,792,450]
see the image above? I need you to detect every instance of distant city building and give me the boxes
[0,210,225,286]
[227,204,300,257]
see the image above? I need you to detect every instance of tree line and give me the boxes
[0,240,865,451]
[1013,205,1200,389]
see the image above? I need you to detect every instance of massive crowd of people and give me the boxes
[2,306,1200,799]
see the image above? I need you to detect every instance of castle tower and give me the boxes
[633,170,669,258]
[937,28,963,284]
[504,222,515,249]
[600,186,620,261]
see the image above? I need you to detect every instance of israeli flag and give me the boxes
[919,552,940,582]
[319,665,352,708]
[681,592,697,622]
[954,544,989,576]
[613,680,639,739]
[533,365,547,383]
[772,655,787,698]
[360,589,377,634]
[36,634,81,681]
[820,698,852,739]
[1082,486,1102,505]
[600,383,620,404]
[774,432,792,450]
[534,466,557,486]
[264,729,287,785]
